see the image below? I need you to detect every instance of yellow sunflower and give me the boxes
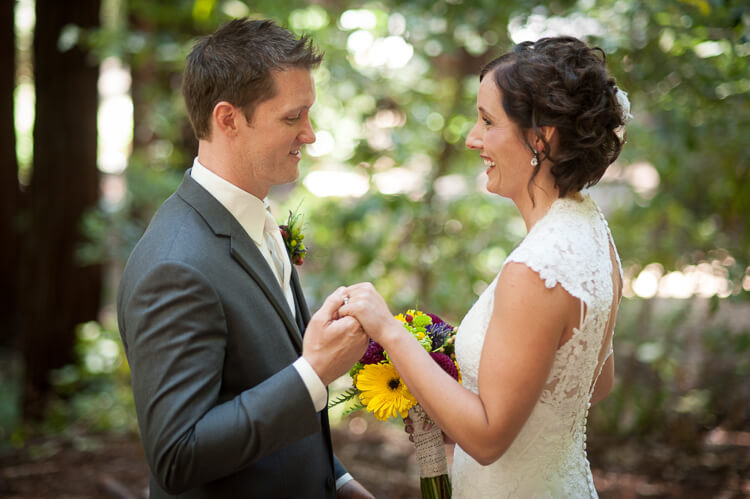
[355,363,417,421]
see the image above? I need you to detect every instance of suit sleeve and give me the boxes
[333,455,347,480]
[119,260,321,494]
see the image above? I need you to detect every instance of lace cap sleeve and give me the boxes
[504,197,610,307]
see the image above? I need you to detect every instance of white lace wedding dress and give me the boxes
[452,195,621,498]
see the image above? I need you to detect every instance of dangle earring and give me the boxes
[530,152,539,167]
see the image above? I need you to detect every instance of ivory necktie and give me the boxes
[263,208,296,317]
[263,210,286,286]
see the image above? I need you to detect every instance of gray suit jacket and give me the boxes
[117,171,345,498]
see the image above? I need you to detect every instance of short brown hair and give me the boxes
[182,18,323,140]
[481,36,626,198]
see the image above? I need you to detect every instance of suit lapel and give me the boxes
[176,170,303,353]
[290,267,311,334]
[229,230,303,352]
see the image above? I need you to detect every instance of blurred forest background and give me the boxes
[1,0,748,497]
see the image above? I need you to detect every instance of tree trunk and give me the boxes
[21,0,102,419]
[0,0,20,349]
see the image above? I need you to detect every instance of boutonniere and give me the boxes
[279,204,307,265]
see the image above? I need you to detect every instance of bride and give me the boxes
[341,36,631,497]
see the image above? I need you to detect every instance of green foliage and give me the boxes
[44,320,138,436]
[2,318,138,449]
[586,0,750,274]
[328,386,361,410]
[589,297,750,442]
[342,401,366,417]
[80,155,182,268]
[294,189,521,318]
[328,383,366,419]
[85,0,750,296]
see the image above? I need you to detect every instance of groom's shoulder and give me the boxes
[125,193,222,273]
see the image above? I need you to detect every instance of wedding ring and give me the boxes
[343,295,350,305]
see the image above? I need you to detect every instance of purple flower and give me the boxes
[426,312,444,324]
[430,352,459,381]
[360,340,385,364]
[426,321,454,349]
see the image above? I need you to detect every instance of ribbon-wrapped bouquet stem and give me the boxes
[409,404,452,498]
[329,309,459,499]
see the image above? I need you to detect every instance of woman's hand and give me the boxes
[339,282,403,346]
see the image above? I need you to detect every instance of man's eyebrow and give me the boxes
[282,104,311,115]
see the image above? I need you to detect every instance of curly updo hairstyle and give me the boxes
[481,36,626,198]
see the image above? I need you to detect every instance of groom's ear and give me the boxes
[212,101,241,138]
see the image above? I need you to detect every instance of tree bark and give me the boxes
[21,0,102,419]
[0,0,20,349]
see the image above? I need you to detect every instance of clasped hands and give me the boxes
[338,282,400,342]
[302,283,397,386]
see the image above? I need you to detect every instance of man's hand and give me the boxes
[303,287,369,385]
[337,479,375,499]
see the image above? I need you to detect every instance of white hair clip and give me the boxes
[615,87,633,124]
[614,87,633,142]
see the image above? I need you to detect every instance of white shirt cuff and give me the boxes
[293,357,328,412]
[336,473,354,490]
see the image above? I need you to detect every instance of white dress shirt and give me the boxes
[190,158,328,412]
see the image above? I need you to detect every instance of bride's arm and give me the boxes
[343,262,577,465]
[590,354,614,405]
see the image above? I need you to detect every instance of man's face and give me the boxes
[236,67,316,197]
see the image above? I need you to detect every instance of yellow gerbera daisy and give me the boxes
[355,363,417,421]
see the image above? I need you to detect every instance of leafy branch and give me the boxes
[327,386,360,409]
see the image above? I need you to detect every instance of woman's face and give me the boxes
[466,73,536,199]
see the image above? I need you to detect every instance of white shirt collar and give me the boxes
[190,158,266,244]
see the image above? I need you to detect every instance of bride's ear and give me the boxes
[538,126,557,145]
[530,126,558,157]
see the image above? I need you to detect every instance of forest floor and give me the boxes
[0,417,748,499]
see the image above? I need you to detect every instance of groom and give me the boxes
[117,19,372,498]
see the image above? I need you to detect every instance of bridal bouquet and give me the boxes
[329,309,459,499]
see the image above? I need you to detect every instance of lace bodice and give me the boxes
[452,195,621,498]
